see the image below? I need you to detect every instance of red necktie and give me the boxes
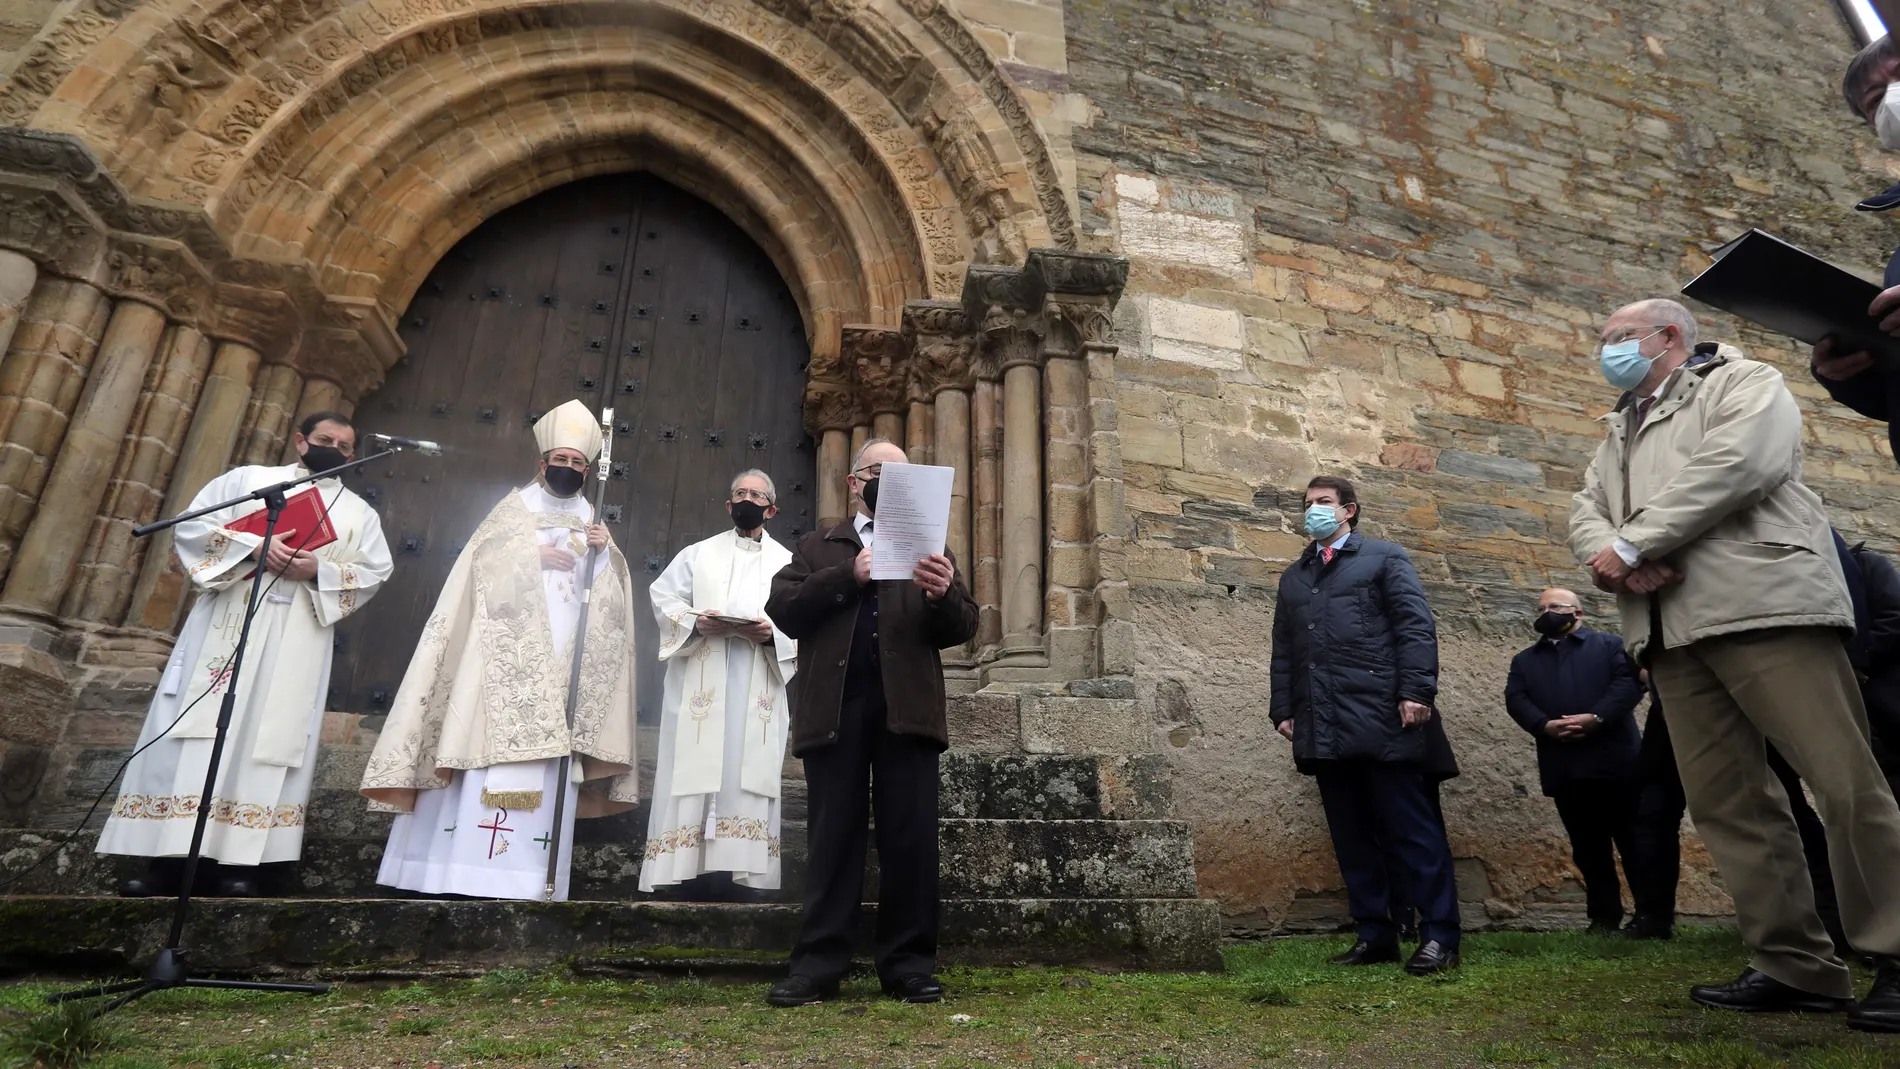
[1321,546,1335,564]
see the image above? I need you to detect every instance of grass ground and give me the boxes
[2,927,1896,1068]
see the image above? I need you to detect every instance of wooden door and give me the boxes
[330,174,817,725]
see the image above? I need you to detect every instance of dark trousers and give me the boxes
[1549,780,1639,927]
[790,685,940,984]
[1315,761,1460,949]
[1383,780,1443,933]
[1629,707,1845,949]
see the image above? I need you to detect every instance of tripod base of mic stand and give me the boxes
[47,948,331,1017]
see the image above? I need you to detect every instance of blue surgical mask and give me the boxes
[1599,327,1664,391]
[1303,503,1342,541]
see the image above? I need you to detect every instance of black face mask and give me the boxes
[1534,610,1579,638]
[301,444,349,475]
[860,476,880,512]
[731,500,769,531]
[544,465,586,497]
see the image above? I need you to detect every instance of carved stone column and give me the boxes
[2,298,167,616]
[66,323,214,624]
[903,301,973,573]
[971,373,1002,651]
[234,363,303,467]
[0,277,109,587]
[845,325,907,451]
[965,267,1046,664]
[906,400,932,466]
[126,341,261,632]
[1028,249,1130,680]
[0,250,36,358]
[802,336,859,529]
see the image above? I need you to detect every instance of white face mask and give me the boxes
[1877,83,1900,151]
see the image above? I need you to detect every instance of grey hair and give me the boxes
[1621,297,1698,352]
[851,436,900,471]
[1845,34,1897,118]
[730,468,777,504]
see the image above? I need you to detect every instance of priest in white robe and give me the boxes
[98,411,392,898]
[362,400,639,902]
[642,469,796,894]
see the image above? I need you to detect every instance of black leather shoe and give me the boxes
[116,859,182,898]
[765,976,838,1008]
[883,974,944,1003]
[1328,940,1401,966]
[213,868,262,898]
[1689,969,1853,1013]
[1618,916,1674,941]
[1849,960,1900,1033]
[1403,940,1460,975]
[1586,920,1622,936]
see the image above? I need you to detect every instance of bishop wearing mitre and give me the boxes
[641,469,796,895]
[361,400,639,901]
[99,411,392,899]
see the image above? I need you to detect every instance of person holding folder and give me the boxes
[98,411,392,899]
[761,437,978,1007]
[1811,33,1900,465]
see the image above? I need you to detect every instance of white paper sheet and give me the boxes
[868,462,955,580]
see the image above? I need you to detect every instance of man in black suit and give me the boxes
[762,438,979,1007]
[1504,588,1646,934]
[1271,475,1460,975]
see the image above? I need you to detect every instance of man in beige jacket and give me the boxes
[1571,298,1900,1031]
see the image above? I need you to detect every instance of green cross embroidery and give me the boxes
[534,833,554,851]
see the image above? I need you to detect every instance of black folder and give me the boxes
[1680,229,1900,368]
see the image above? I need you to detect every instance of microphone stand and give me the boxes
[544,408,614,901]
[49,447,403,1016]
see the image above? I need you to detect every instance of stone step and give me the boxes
[2,817,1199,900]
[0,895,1223,974]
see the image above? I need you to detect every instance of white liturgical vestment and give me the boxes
[97,464,392,865]
[641,528,796,891]
[371,483,633,901]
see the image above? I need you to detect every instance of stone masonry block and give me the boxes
[947,690,1023,753]
[1020,695,1154,755]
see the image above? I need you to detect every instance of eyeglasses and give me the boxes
[731,488,773,504]
[852,464,883,479]
[1602,325,1668,346]
[544,454,589,471]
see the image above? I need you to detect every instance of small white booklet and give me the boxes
[867,462,955,580]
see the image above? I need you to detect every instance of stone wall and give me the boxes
[1063,0,1900,930]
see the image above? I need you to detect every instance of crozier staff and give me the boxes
[98,411,392,899]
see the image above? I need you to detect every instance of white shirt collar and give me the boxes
[854,511,873,535]
[1325,527,1352,551]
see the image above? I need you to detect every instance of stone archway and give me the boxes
[0,0,1136,820]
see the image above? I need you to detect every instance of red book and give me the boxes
[225,486,337,555]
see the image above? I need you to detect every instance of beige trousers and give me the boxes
[1651,625,1900,997]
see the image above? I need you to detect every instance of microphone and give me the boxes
[371,433,443,456]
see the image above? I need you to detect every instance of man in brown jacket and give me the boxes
[1571,298,1900,1031]
[762,438,979,1007]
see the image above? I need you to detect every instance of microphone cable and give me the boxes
[0,479,342,893]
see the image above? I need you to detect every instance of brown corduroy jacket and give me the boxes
[765,519,978,756]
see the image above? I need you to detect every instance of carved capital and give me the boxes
[803,378,860,437]
[1043,294,1115,358]
[0,176,106,277]
[104,235,211,320]
[902,299,973,399]
[844,324,908,416]
[961,265,1043,376]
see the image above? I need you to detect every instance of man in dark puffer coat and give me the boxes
[1271,475,1460,975]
